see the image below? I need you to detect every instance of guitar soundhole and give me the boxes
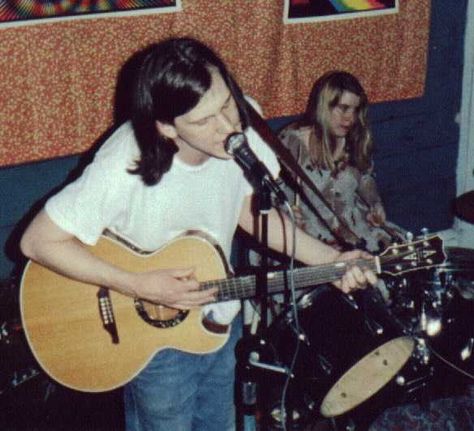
[134,299,189,328]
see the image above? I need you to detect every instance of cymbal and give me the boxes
[454,190,474,223]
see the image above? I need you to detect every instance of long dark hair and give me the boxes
[129,38,249,185]
[304,71,373,172]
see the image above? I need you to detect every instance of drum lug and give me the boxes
[460,337,474,361]
[298,293,313,309]
[332,417,356,431]
[395,364,434,399]
[341,294,359,310]
[364,318,384,336]
[287,321,310,346]
[395,374,406,386]
[414,337,431,365]
[317,354,333,376]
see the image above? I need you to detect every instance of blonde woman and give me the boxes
[279,71,404,252]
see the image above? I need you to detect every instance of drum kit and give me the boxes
[0,277,42,401]
[239,193,474,431]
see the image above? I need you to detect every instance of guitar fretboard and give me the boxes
[202,258,378,302]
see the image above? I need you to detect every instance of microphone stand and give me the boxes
[238,180,292,431]
[245,100,366,252]
[255,182,272,336]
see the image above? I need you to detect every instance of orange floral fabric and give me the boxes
[0,0,430,166]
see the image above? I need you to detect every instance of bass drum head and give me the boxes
[259,286,415,429]
[320,336,414,417]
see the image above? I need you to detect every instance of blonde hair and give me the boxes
[305,71,373,173]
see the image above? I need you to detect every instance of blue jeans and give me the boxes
[124,316,242,431]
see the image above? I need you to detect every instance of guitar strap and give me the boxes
[245,100,363,250]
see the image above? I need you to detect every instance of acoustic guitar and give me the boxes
[20,231,445,392]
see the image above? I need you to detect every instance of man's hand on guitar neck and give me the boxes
[333,249,378,294]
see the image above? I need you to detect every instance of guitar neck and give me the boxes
[203,258,378,302]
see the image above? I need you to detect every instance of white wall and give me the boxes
[454,0,474,248]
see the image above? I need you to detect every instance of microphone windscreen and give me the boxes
[224,133,246,156]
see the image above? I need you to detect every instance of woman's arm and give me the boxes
[358,173,386,226]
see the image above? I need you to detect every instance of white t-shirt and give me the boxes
[46,121,280,324]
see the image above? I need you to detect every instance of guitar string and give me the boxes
[209,262,370,301]
[203,248,442,302]
[211,260,384,299]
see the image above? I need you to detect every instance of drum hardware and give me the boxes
[363,318,384,336]
[341,294,359,310]
[280,303,311,347]
[402,379,429,397]
[317,354,333,376]
[419,299,443,338]
[387,257,474,391]
[391,337,435,398]
[454,278,474,300]
[268,399,316,430]
[1,319,43,396]
[412,337,431,365]
[1,367,41,395]
[266,288,419,420]
[340,420,356,431]
[410,270,447,338]
[1,321,7,337]
[0,319,23,346]
[298,292,314,309]
[460,337,474,361]
[249,350,294,377]
[256,285,456,430]
[249,234,466,430]
[329,416,357,431]
[241,379,257,413]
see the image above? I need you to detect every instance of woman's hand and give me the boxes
[366,202,386,226]
[291,204,307,230]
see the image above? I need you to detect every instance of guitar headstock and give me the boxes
[379,235,446,276]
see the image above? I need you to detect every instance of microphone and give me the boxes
[225,133,288,204]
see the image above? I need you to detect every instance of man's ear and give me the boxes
[156,121,178,140]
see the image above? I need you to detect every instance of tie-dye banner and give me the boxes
[284,0,398,23]
[0,0,428,166]
[0,0,181,27]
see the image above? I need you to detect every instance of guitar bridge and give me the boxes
[97,288,119,344]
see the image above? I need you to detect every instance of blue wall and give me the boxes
[0,0,467,279]
[369,2,466,233]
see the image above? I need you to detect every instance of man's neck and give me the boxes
[174,137,210,166]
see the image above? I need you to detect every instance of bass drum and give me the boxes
[259,286,419,430]
[384,247,474,378]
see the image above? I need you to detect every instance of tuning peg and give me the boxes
[405,231,414,242]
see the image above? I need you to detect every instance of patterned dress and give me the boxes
[278,122,405,253]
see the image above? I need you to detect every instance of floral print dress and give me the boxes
[278,122,405,253]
